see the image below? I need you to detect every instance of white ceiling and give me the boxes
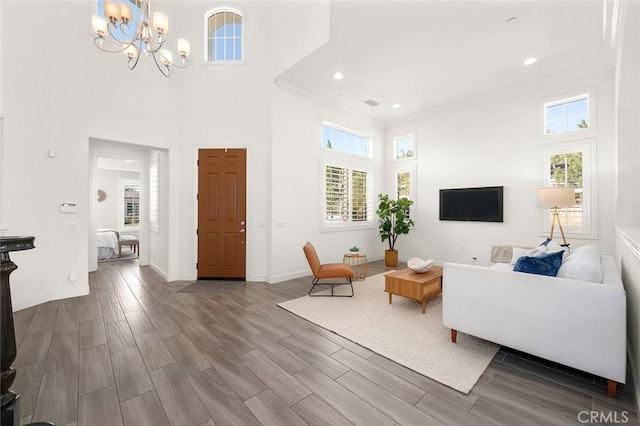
[276,1,614,124]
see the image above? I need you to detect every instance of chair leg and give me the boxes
[308,277,354,297]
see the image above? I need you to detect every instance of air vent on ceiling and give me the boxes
[364,99,379,107]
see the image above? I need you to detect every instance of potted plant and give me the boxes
[376,193,414,267]
[348,245,360,255]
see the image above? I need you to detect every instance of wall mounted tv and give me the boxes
[439,186,504,222]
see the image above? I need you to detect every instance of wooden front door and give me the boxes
[197,149,246,279]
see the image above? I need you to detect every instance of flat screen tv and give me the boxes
[439,186,504,222]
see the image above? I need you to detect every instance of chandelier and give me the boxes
[91,0,190,77]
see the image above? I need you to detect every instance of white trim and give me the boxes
[149,260,170,281]
[13,286,89,312]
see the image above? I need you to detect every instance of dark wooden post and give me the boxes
[1,237,35,426]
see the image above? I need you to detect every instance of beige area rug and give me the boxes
[278,272,500,394]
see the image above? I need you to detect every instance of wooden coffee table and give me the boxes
[384,266,443,314]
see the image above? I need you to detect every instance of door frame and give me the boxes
[192,145,249,280]
[88,140,150,272]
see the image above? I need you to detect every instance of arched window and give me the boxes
[205,8,243,62]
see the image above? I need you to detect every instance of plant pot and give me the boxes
[384,249,398,267]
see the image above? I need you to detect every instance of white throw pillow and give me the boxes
[545,240,570,261]
[557,245,603,283]
[510,247,530,264]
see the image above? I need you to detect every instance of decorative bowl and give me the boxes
[407,257,434,273]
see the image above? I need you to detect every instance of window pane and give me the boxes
[395,135,414,159]
[546,103,565,121]
[548,151,583,228]
[325,166,349,222]
[546,119,566,134]
[215,39,224,60]
[397,172,411,198]
[323,126,333,149]
[567,98,588,116]
[225,39,234,60]
[123,183,140,228]
[214,13,224,37]
[234,38,242,60]
[321,124,370,157]
[352,170,368,221]
[567,114,588,131]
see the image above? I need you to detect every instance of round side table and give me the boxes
[343,253,368,281]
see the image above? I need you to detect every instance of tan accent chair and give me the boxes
[303,242,354,297]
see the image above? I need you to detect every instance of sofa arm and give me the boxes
[442,262,627,383]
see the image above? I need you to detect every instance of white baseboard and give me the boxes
[148,261,169,281]
[13,286,89,311]
[267,269,309,284]
[246,273,266,282]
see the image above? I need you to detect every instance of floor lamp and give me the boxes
[537,187,575,246]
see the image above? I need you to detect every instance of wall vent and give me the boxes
[364,99,379,107]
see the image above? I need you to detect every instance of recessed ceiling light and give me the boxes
[333,72,344,80]
[391,104,401,109]
[523,57,538,66]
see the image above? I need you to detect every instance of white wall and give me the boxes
[385,68,616,266]
[1,1,330,308]
[95,169,140,231]
[269,86,385,282]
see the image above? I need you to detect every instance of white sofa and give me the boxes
[442,253,626,397]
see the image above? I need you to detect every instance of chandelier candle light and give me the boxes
[92,0,190,77]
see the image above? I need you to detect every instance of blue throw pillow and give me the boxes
[513,250,564,277]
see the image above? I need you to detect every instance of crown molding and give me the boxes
[273,78,385,128]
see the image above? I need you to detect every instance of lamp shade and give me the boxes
[537,187,575,208]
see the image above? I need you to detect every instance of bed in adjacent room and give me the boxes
[97,228,119,260]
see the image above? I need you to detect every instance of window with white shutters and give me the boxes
[119,179,140,230]
[322,160,373,229]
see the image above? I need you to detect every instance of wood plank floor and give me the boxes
[12,259,639,426]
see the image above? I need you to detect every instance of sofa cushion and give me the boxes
[513,250,564,277]
[557,244,603,283]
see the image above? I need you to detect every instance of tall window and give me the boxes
[119,179,140,230]
[205,8,243,62]
[322,123,371,157]
[394,134,415,159]
[542,140,595,238]
[323,162,373,227]
[149,151,159,232]
[544,95,589,135]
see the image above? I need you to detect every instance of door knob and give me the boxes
[240,221,245,225]
[239,229,245,233]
